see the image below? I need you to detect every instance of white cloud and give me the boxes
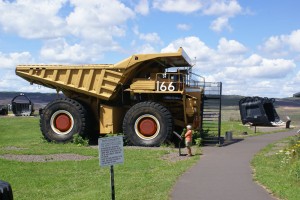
[217,38,247,54]
[280,70,300,97]
[161,36,216,62]
[161,36,298,97]
[132,25,162,45]
[223,58,296,79]
[66,0,135,41]
[285,70,300,91]
[261,29,300,57]
[40,38,88,63]
[291,71,300,84]
[285,30,300,52]
[153,0,202,13]
[0,52,33,69]
[151,1,242,32]
[40,38,113,63]
[0,1,298,98]
[177,24,191,31]
[161,36,249,72]
[0,71,22,91]
[0,0,135,62]
[261,36,282,52]
[240,54,262,66]
[134,44,157,54]
[135,0,149,15]
[0,0,67,39]
[210,17,231,32]
[203,0,242,32]
[139,32,162,44]
[203,0,242,17]
[0,70,55,93]
[0,54,54,92]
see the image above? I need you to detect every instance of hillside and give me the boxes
[221,95,300,108]
[1,92,300,108]
[1,92,299,125]
[0,92,64,109]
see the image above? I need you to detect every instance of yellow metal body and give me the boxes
[16,48,204,134]
[16,48,191,100]
[99,104,125,134]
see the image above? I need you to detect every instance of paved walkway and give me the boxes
[171,130,297,200]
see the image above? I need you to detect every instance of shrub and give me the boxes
[72,134,89,146]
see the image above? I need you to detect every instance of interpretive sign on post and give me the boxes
[98,136,124,200]
[99,136,124,167]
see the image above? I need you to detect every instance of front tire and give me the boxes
[123,102,173,146]
[40,98,88,143]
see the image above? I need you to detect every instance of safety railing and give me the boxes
[155,72,205,92]
[188,72,205,89]
[155,72,186,92]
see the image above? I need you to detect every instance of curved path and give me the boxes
[171,130,297,200]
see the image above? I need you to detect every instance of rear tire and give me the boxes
[40,98,88,143]
[0,180,13,200]
[123,102,173,146]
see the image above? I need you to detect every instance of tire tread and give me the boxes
[123,101,173,146]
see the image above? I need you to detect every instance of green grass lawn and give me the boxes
[0,117,199,200]
[1,107,298,200]
[252,137,300,200]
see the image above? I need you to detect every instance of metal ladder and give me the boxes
[201,82,223,145]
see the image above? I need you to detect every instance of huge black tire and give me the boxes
[123,102,173,147]
[40,98,88,143]
[0,180,13,200]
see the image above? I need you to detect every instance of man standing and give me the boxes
[185,125,193,156]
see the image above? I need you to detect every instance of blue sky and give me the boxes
[0,0,300,98]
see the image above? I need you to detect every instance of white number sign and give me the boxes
[157,81,175,91]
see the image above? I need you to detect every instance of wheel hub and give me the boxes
[55,114,72,132]
[50,110,74,135]
[138,118,157,136]
[134,114,160,140]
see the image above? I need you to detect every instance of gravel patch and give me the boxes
[1,146,28,151]
[161,152,192,162]
[0,154,95,162]
[0,146,198,163]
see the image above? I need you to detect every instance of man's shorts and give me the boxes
[185,141,192,147]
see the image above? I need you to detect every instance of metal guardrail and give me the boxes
[155,72,205,92]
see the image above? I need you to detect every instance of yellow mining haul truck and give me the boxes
[16,48,204,146]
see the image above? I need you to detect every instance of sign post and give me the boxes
[173,131,183,156]
[110,165,115,200]
[99,136,124,200]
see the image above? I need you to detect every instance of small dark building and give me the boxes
[239,96,282,126]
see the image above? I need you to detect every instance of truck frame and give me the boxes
[16,48,204,146]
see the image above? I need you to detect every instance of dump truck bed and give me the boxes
[16,48,192,100]
[16,65,123,100]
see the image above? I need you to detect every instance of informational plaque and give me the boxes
[98,136,124,167]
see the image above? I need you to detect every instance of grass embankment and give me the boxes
[219,120,287,139]
[0,117,199,200]
[252,135,300,200]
